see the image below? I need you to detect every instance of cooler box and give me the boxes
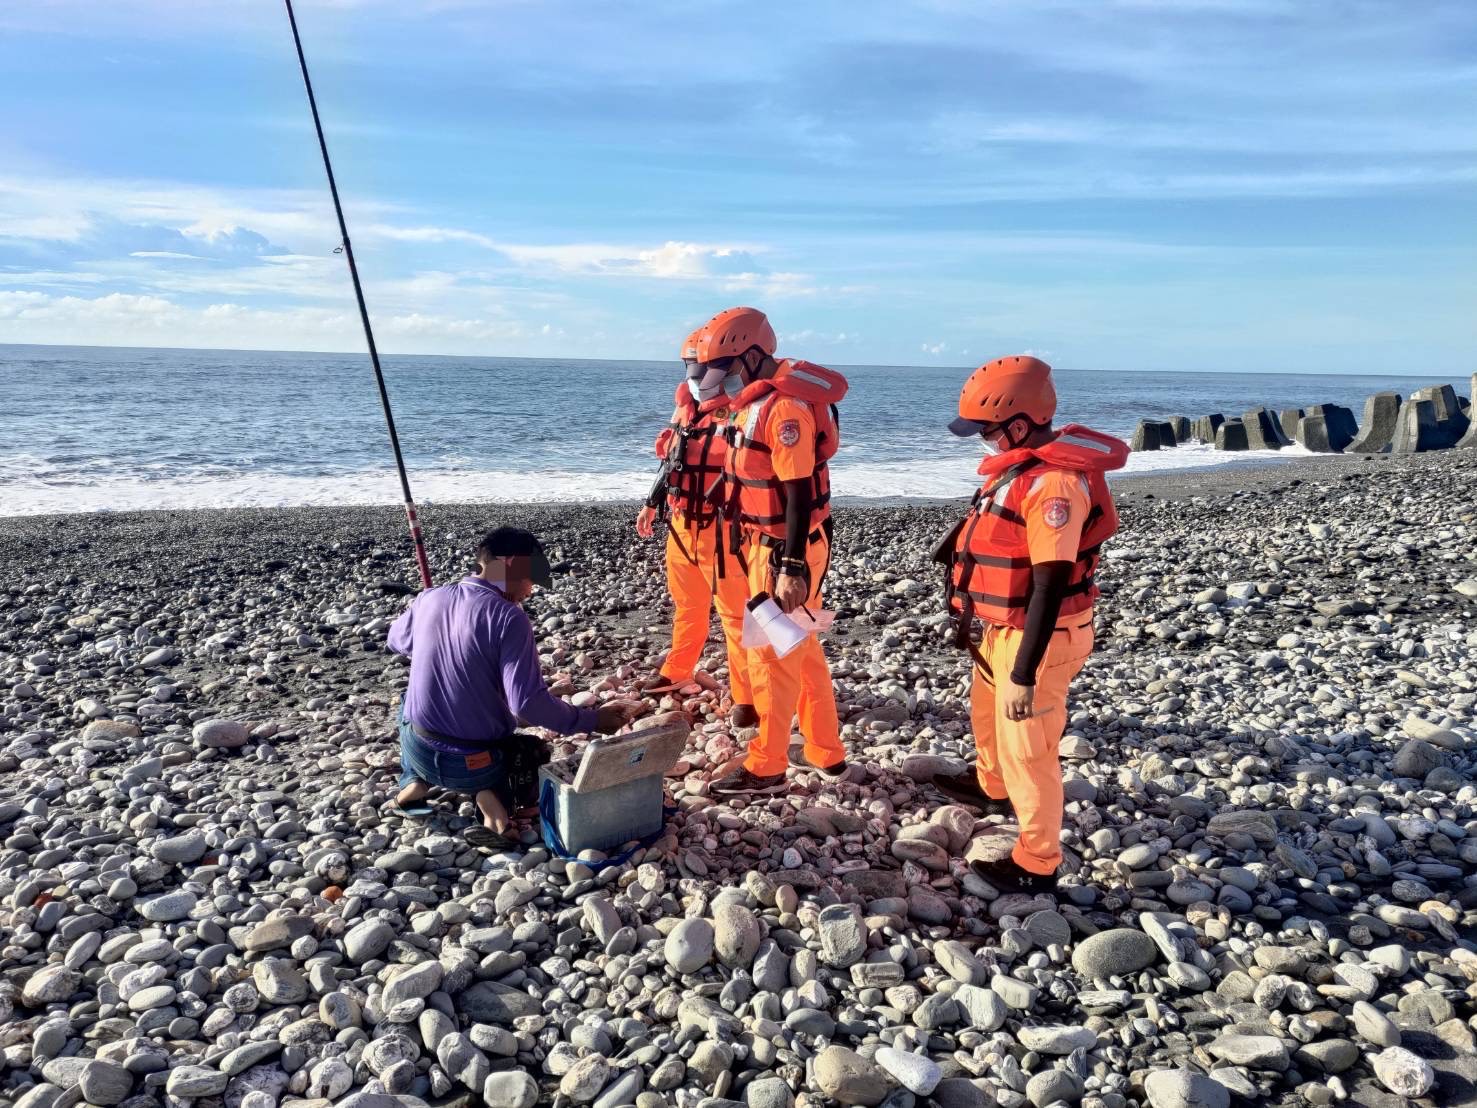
[539,720,687,856]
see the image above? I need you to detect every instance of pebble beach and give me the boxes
[2,450,1476,1108]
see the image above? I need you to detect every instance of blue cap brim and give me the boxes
[949,416,987,437]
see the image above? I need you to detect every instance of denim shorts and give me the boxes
[398,713,508,799]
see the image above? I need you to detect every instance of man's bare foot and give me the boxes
[474,788,510,835]
[396,780,431,808]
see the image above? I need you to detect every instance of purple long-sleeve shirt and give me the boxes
[388,576,597,748]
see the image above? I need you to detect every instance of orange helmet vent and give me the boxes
[958,355,1057,426]
[681,306,777,364]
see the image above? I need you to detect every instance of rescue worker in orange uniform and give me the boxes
[933,356,1128,894]
[689,307,849,798]
[635,330,755,725]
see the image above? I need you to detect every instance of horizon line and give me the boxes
[0,339,1458,379]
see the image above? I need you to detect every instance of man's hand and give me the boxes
[594,700,641,734]
[635,506,657,539]
[1001,676,1036,722]
[774,572,809,614]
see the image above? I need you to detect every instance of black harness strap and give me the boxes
[943,458,1044,672]
[664,514,698,567]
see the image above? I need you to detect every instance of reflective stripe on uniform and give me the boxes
[785,365,835,391]
[1055,433,1116,454]
[1028,471,1091,498]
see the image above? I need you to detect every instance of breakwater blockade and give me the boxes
[0,344,1450,515]
[1131,375,1476,459]
[1,451,1475,1107]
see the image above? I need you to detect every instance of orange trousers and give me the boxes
[970,617,1094,875]
[659,513,752,705]
[742,530,844,776]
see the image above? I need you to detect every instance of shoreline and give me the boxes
[0,448,1458,527]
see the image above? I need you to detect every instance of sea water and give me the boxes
[0,343,1443,516]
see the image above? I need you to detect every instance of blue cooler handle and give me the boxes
[539,778,674,872]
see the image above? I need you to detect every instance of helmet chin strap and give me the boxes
[982,416,1037,455]
[737,346,768,385]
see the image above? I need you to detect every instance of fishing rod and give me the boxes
[284,0,434,590]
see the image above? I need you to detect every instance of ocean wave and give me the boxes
[0,445,1316,516]
[830,443,1314,498]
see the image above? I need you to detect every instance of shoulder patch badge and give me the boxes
[1043,497,1071,529]
[777,419,802,447]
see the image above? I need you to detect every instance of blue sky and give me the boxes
[1,0,1474,371]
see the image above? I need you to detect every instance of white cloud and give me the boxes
[789,328,854,345]
[928,110,1477,160]
[494,240,768,280]
[0,173,817,306]
[0,174,366,256]
[0,289,529,354]
[363,224,500,249]
[0,214,93,242]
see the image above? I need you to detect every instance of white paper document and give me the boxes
[742,600,837,657]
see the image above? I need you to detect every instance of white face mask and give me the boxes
[980,418,1024,457]
[980,430,1010,457]
[686,362,732,403]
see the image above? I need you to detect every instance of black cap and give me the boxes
[948,416,990,437]
[476,526,553,587]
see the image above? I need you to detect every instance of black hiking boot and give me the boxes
[709,765,787,798]
[729,703,759,729]
[796,753,848,777]
[931,770,1016,818]
[969,856,1059,896]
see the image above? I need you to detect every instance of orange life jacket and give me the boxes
[654,384,731,527]
[945,425,1128,632]
[717,360,848,541]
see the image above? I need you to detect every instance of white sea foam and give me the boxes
[0,443,1319,516]
[830,443,1315,499]
[0,467,653,516]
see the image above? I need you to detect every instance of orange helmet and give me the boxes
[949,355,1057,436]
[681,306,776,365]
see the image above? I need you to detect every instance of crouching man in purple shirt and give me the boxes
[388,526,635,840]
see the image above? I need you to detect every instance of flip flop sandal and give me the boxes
[464,826,518,851]
[389,803,434,818]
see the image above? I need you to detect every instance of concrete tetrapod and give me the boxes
[1131,421,1164,451]
[1293,404,1358,453]
[1411,384,1470,448]
[1242,408,1289,450]
[1167,416,1191,443]
[1459,375,1477,449]
[1296,415,1339,454]
[1192,414,1225,444]
[1148,420,1177,448]
[1303,403,1358,451]
[1215,419,1250,451]
[1279,408,1305,441]
[1346,391,1403,454]
[1389,398,1442,454]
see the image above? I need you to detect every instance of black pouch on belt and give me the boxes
[501,734,552,809]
